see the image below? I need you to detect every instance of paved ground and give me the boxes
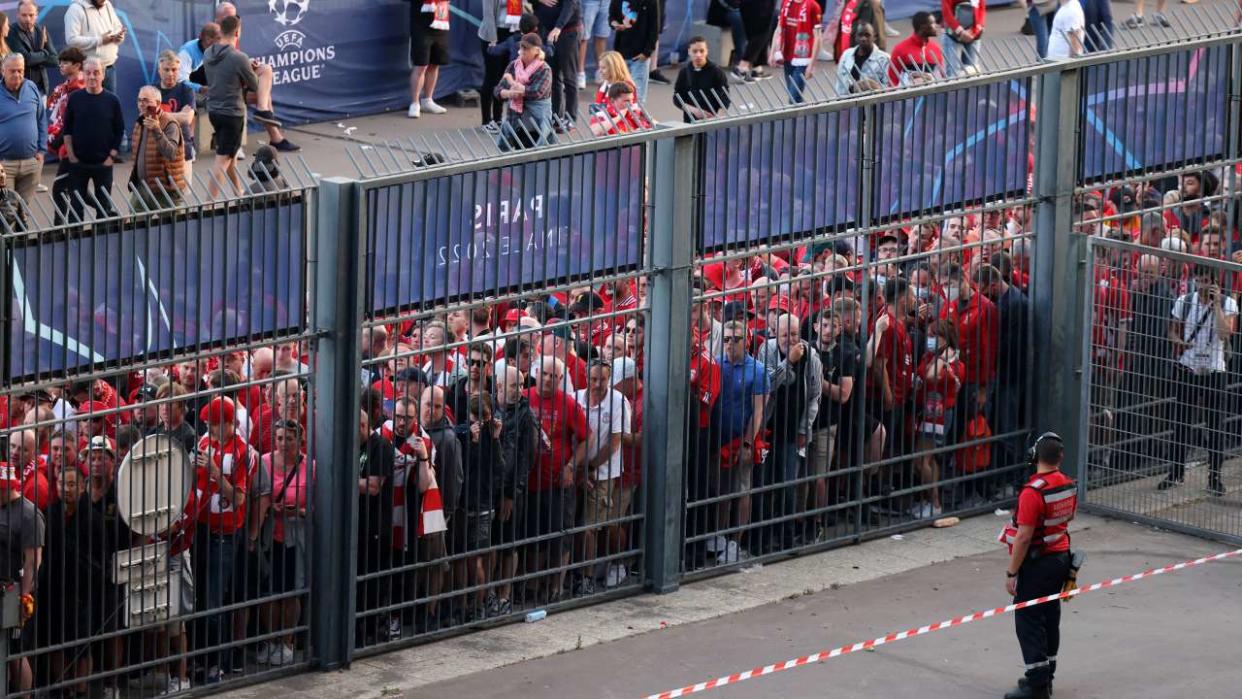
[218,512,1242,699]
[414,518,1242,699]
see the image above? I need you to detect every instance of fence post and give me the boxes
[643,134,696,593]
[1031,66,1088,480]
[310,176,364,669]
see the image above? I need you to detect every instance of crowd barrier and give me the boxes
[1,27,1241,697]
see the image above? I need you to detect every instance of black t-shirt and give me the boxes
[150,420,199,456]
[816,336,862,429]
[358,432,395,541]
[0,496,44,582]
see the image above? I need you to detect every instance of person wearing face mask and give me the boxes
[911,319,963,518]
[939,264,999,475]
[866,277,916,474]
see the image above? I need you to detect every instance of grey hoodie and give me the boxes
[202,42,258,118]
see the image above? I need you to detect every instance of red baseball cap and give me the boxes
[768,295,792,313]
[199,397,236,425]
[503,308,527,324]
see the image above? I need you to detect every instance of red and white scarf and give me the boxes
[378,422,440,549]
[505,0,522,30]
[422,0,451,30]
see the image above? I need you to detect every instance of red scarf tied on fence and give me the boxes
[422,0,451,30]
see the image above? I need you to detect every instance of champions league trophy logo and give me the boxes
[270,0,310,50]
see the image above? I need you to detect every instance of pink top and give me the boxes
[264,453,314,544]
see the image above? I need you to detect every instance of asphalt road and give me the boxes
[417,518,1242,699]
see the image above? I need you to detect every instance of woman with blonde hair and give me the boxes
[595,51,636,105]
[0,14,11,58]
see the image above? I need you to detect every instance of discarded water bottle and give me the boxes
[525,609,547,623]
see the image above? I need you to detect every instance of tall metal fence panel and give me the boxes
[0,177,320,697]
[4,25,1242,699]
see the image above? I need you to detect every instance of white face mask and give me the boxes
[945,286,961,304]
[925,336,938,353]
[874,274,888,290]
[913,286,930,301]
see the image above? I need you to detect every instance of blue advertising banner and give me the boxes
[701,109,861,251]
[1079,45,1229,182]
[367,146,645,312]
[7,202,305,380]
[873,79,1031,220]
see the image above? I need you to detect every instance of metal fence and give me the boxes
[2,23,1242,699]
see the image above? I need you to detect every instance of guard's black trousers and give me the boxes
[1013,551,1071,688]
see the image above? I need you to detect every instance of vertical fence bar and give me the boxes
[644,135,696,594]
[1032,65,1087,481]
[310,177,364,669]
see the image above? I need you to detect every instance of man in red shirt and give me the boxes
[191,396,252,681]
[770,0,822,103]
[524,356,591,600]
[867,277,916,458]
[1002,433,1076,699]
[888,11,944,86]
[940,263,999,435]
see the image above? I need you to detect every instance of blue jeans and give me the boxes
[627,58,650,104]
[784,64,807,104]
[498,99,555,150]
[1083,0,1115,52]
[943,34,980,77]
[192,528,239,672]
[1029,7,1053,59]
[103,63,116,94]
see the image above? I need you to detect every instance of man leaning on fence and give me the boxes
[129,85,186,211]
[1159,264,1238,497]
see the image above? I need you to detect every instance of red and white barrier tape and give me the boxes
[644,547,1242,699]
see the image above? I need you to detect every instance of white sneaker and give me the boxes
[576,72,587,90]
[268,643,295,667]
[162,677,191,695]
[705,534,727,553]
[407,101,421,118]
[420,98,447,114]
[817,48,833,62]
[605,564,628,588]
[35,183,48,193]
[387,615,402,640]
[100,687,119,699]
[909,502,933,519]
[254,642,271,664]
[235,148,245,161]
[717,540,740,564]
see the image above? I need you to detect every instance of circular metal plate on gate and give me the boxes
[115,434,193,537]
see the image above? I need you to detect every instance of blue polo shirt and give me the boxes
[0,79,47,160]
[712,354,770,442]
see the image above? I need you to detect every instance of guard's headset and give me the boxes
[1027,431,1064,467]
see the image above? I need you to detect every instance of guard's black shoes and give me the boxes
[1014,677,1054,697]
[1004,680,1051,699]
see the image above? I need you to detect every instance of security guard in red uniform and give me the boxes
[999,432,1077,699]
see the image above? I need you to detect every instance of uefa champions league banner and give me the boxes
[7,202,306,380]
[873,79,1031,219]
[366,146,645,312]
[700,109,861,251]
[1079,44,1229,182]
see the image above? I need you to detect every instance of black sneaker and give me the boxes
[271,138,301,153]
[730,67,754,84]
[251,109,283,128]
[750,67,773,80]
[649,69,672,85]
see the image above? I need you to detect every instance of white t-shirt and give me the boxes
[1048,0,1085,60]
[1172,291,1239,374]
[574,388,631,481]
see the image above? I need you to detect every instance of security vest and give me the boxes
[999,469,1077,554]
